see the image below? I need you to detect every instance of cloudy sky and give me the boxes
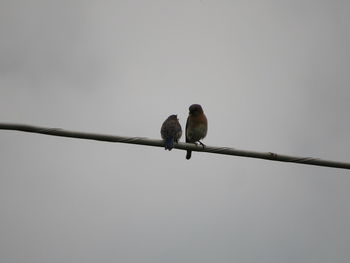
[1,0,350,262]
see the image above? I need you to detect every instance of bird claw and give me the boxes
[198,141,205,148]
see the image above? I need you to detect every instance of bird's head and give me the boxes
[189,104,204,116]
[168,114,178,120]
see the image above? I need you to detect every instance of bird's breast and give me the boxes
[186,123,207,141]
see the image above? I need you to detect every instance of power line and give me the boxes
[0,122,349,170]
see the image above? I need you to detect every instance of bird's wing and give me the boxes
[185,116,189,143]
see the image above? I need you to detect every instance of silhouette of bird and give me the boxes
[185,104,208,159]
[161,114,182,151]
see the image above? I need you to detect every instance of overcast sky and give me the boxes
[1,1,350,262]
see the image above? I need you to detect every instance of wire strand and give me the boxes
[1,123,349,170]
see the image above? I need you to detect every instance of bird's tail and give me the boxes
[186,150,192,160]
[165,137,174,151]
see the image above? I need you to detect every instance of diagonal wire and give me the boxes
[0,122,349,170]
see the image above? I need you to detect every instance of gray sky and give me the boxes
[1,0,350,262]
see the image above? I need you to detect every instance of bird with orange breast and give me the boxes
[185,104,208,160]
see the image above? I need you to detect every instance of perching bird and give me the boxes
[185,104,208,160]
[161,114,182,151]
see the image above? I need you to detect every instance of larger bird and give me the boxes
[161,114,182,151]
[185,104,208,160]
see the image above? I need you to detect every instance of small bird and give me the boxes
[161,114,182,151]
[185,104,208,160]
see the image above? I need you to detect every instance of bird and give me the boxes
[185,104,208,159]
[161,114,182,151]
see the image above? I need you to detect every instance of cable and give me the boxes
[1,122,349,170]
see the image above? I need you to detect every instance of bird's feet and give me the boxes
[198,140,205,148]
